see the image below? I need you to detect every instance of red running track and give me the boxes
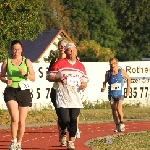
[0,121,150,150]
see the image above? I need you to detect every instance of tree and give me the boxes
[40,0,71,32]
[107,0,150,61]
[78,40,115,62]
[0,0,44,51]
[0,49,8,63]
[62,0,90,42]
[62,0,122,50]
[86,0,122,50]
[40,0,63,30]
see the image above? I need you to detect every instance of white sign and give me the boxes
[0,61,150,106]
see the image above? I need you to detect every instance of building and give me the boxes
[22,29,73,62]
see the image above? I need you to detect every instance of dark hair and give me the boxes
[10,40,23,57]
[11,40,23,49]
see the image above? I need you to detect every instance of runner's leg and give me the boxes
[58,108,69,146]
[109,96,120,132]
[116,95,125,131]
[67,108,80,149]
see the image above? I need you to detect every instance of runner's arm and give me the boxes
[103,71,108,89]
[122,69,131,89]
[80,64,89,91]
[47,61,62,82]
[0,59,8,84]
[26,59,35,82]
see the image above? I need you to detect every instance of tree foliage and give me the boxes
[107,0,150,60]
[0,49,8,63]
[78,40,115,62]
[62,0,90,42]
[85,0,122,50]
[40,0,71,31]
[0,0,44,50]
[62,0,122,50]
[0,0,149,62]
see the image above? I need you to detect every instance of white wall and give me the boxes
[1,61,150,109]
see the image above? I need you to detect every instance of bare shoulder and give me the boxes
[121,69,126,75]
[121,68,130,78]
[1,59,7,72]
[105,71,109,76]
[2,59,7,66]
[25,58,33,68]
[26,58,32,64]
[106,71,108,74]
[105,71,109,77]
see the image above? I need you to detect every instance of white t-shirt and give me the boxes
[50,58,88,108]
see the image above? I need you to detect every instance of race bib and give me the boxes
[67,77,80,87]
[19,81,30,90]
[111,83,121,90]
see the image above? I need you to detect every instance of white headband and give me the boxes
[65,43,76,50]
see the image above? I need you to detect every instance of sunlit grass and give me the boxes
[89,131,150,150]
[0,104,150,125]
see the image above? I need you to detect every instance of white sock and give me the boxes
[16,143,21,146]
[13,138,17,143]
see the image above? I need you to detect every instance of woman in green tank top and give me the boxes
[0,40,35,150]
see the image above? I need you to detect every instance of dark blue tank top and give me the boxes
[108,69,124,96]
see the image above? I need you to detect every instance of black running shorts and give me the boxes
[4,87,32,107]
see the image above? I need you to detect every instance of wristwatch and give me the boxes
[24,74,28,77]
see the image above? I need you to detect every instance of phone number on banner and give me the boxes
[30,87,51,101]
[124,87,150,99]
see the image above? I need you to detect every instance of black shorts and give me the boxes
[4,87,32,107]
[108,95,124,101]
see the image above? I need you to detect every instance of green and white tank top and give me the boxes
[7,57,28,88]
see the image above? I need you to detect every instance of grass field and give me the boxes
[88,131,150,150]
[0,106,150,125]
